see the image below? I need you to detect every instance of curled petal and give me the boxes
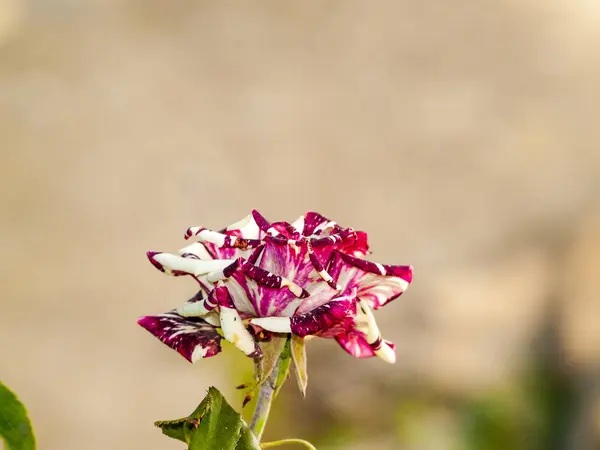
[307,228,362,288]
[249,316,292,333]
[291,298,353,337]
[209,278,258,318]
[178,242,214,260]
[176,290,216,316]
[308,245,340,290]
[224,214,263,239]
[147,251,234,277]
[293,279,339,315]
[311,227,357,248]
[215,286,261,358]
[185,227,262,250]
[371,338,396,364]
[339,230,369,257]
[181,214,266,260]
[177,300,214,316]
[200,311,221,327]
[138,313,222,362]
[329,251,413,309]
[251,210,273,234]
[300,212,336,237]
[335,330,375,358]
[335,332,397,363]
[271,221,300,239]
[335,330,396,363]
[357,299,396,363]
[184,227,263,264]
[251,291,355,338]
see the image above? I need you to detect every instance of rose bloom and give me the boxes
[139,211,412,364]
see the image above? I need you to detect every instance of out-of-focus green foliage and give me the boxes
[461,361,576,450]
[0,381,36,450]
[284,356,590,450]
[460,388,536,450]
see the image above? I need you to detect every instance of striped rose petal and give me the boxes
[250,290,356,338]
[138,312,222,362]
[335,331,396,360]
[183,213,266,261]
[295,212,370,257]
[328,251,413,309]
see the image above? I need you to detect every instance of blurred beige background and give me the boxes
[1,1,599,449]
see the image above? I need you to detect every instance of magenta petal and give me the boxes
[290,294,355,338]
[335,332,396,360]
[301,212,334,236]
[329,251,413,309]
[218,257,306,317]
[307,227,363,281]
[138,313,222,362]
[339,230,370,257]
[310,227,357,248]
[268,221,298,239]
[335,330,376,358]
[147,251,166,273]
[224,257,309,298]
[251,210,272,233]
[212,285,234,308]
[258,240,312,285]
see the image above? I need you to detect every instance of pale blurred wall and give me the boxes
[0,1,599,449]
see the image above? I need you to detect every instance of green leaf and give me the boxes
[254,335,288,387]
[155,386,260,450]
[240,336,291,408]
[273,338,292,399]
[236,423,262,450]
[290,335,308,396]
[154,417,203,444]
[0,381,36,450]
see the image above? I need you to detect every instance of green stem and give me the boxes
[260,439,317,449]
[250,358,279,441]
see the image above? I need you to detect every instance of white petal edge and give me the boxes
[178,242,213,260]
[291,215,305,234]
[358,299,395,363]
[375,341,396,364]
[191,345,210,362]
[153,253,234,276]
[226,214,261,239]
[187,228,234,247]
[220,306,257,356]
[358,299,380,343]
[250,317,292,333]
[177,302,212,317]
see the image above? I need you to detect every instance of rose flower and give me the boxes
[139,211,412,365]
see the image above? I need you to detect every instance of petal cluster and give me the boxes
[139,211,412,363]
